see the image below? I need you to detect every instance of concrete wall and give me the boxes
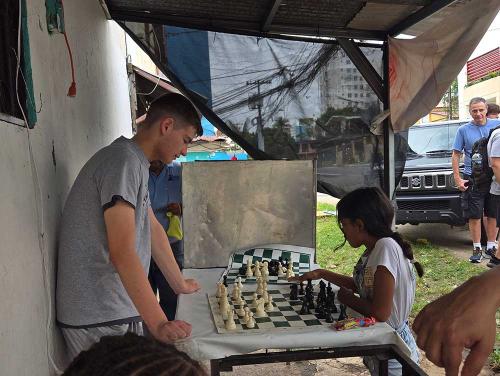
[0,1,133,375]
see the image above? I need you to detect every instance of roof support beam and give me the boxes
[389,0,458,36]
[337,38,384,102]
[261,0,282,32]
[109,8,387,40]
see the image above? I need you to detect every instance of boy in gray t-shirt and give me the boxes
[487,126,500,267]
[56,93,203,360]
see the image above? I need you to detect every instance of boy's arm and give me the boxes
[452,150,468,191]
[149,208,199,294]
[104,201,191,341]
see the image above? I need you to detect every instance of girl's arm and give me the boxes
[289,269,357,291]
[337,266,394,321]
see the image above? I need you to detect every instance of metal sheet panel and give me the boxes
[182,160,316,268]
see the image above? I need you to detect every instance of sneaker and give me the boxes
[487,255,500,268]
[469,247,484,263]
[485,247,497,259]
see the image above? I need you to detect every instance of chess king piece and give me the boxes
[225,310,237,330]
[245,259,253,277]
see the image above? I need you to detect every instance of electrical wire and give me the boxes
[15,0,63,374]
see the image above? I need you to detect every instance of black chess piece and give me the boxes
[238,266,246,276]
[289,284,298,300]
[299,295,310,314]
[327,282,333,296]
[298,282,305,295]
[325,306,333,323]
[338,304,348,320]
[223,275,228,287]
[307,291,315,310]
[315,301,325,319]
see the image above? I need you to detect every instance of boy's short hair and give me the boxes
[146,93,203,136]
[487,103,500,116]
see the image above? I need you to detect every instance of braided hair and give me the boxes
[63,333,207,376]
[336,187,424,277]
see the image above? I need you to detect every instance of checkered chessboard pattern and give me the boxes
[208,288,340,334]
[222,248,312,285]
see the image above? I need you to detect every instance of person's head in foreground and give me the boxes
[63,333,207,376]
[487,103,499,119]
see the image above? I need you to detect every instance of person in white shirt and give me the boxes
[291,187,423,376]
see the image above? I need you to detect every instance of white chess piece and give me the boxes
[220,284,227,299]
[278,265,285,277]
[256,279,263,295]
[236,305,245,317]
[232,283,240,300]
[235,290,244,306]
[265,296,275,312]
[222,305,230,320]
[262,290,269,303]
[254,261,262,277]
[244,307,251,322]
[225,310,237,330]
[251,292,259,308]
[246,312,255,328]
[219,294,229,313]
[237,276,243,290]
[286,262,295,278]
[255,298,267,317]
[216,282,222,298]
[262,261,269,277]
[245,259,253,277]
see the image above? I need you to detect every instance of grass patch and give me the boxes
[317,202,336,212]
[316,215,500,369]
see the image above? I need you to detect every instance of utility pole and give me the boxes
[247,79,271,151]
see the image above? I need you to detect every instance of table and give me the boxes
[176,268,425,375]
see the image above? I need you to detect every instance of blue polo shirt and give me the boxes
[452,118,500,175]
[148,162,182,244]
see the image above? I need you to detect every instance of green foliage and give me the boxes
[441,79,459,120]
[317,203,336,211]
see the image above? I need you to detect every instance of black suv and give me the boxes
[395,120,468,226]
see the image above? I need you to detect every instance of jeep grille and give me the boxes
[398,172,452,191]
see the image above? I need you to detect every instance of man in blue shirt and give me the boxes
[452,97,500,263]
[148,160,184,320]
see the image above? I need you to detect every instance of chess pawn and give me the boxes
[265,296,275,312]
[255,298,267,317]
[243,307,251,323]
[245,259,253,277]
[237,276,243,290]
[251,292,259,308]
[262,290,269,303]
[235,293,244,306]
[262,261,269,277]
[236,305,245,317]
[256,279,263,295]
[286,262,295,278]
[225,310,237,330]
[254,262,262,277]
[232,283,240,300]
[277,265,285,277]
[246,312,255,328]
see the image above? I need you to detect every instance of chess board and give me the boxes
[208,288,341,334]
[222,247,312,285]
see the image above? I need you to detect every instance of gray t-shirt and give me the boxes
[488,128,500,196]
[56,137,151,327]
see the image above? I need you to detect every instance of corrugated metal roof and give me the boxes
[103,0,450,40]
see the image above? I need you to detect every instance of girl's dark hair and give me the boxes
[336,187,424,277]
[63,333,207,376]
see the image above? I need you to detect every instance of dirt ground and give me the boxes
[213,193,496,375]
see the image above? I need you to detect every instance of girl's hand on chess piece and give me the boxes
[288,269,324,283]
[413,268,500,376]
[179,278,201,294]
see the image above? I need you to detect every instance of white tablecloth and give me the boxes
[176,268,411,361]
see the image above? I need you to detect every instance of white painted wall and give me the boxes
[0,1,132,375]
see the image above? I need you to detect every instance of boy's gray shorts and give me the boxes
[61,322,143,362]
